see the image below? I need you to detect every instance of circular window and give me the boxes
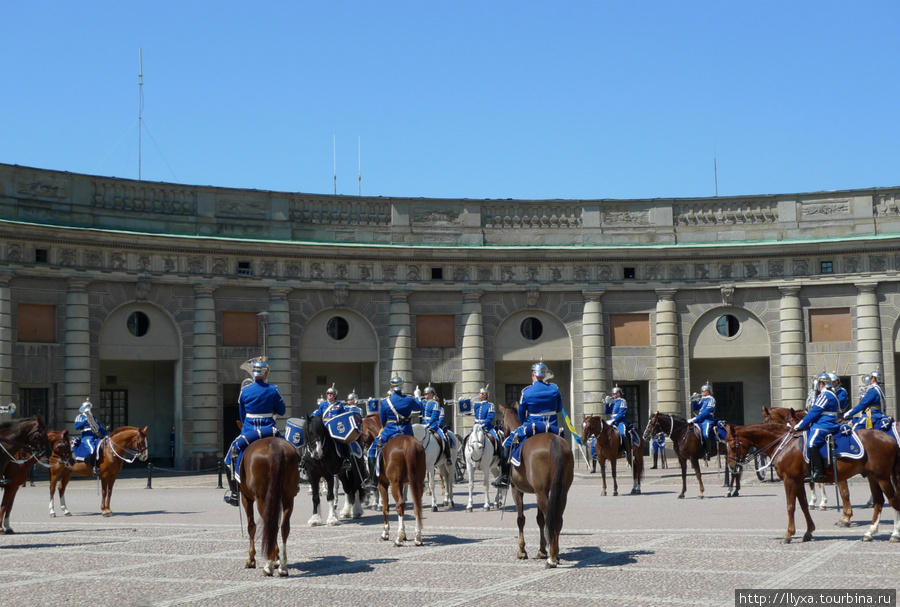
[326,316,349,341]
[127,311,150,337]
[520,317,543,341]
[715,314,740,338]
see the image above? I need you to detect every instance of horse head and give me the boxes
[642,411,661,441]
[50,430,75,466]
[580,415,602,445]
[21,416,52,462]
[304,414,326,460]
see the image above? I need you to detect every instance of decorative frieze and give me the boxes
[292,198,391,225]
[92,180,196,215]
[482,203,581,229]
[674,199,777,225]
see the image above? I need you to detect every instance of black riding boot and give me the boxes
[651,451,658,469]
[492,445,510,488]
[591,457,597,473]
[85,452,100,476]
[223,463,239,507]
[361,456,378,491]
[807,449,826,483]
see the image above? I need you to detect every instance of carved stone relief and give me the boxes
[135,280,152,301]
[334,283,348,307]
[311,263,324,280]
[793,260,809,276]
[86,251,102,268]
[550,267,562,282]
[453,266,469,282]
[188,257,204,274]
[744,262,758,278]
[61,249,76,267]
[526,267,539,282]
[669,265,685,280]
[844,257,859,273]
[285,262,301,278]
[769,260,784,277]
[501,266,515,282]
[7,245,21,262]
[870,255,887,272]
[359,265,371,280]
[719,263,733,279]
[526,286,540,307]
[164,257,176,272]
[335,263,348,280]
[383,265,397,280]
[574,266,588,281]
[212,258,227,275]
[407,266,420,281]
[260,260,277,277]
[646,265,661,280]
[695,263,709,279]
[111,252,126,270]
[477,267,492,282]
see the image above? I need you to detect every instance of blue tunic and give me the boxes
[834,386,849,413]
[73,413,108,459]
[608,397,629,445]
[367,390,424,457]
[796,389,840,448]
[473,399,500,442]
[846,384,886,430]
[694,396,717,440]
[419,398,447,442]
[503,380,563,448]
[226,379,286,465]
[313,399,346,421]
[651,432,666,454]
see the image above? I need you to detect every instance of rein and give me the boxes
[104,432,148,464]
[0,428,49,465]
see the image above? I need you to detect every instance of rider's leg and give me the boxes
[492,442,511,488]
[361,444,379,491]
[652,447,658,469]
[223,443,240,506]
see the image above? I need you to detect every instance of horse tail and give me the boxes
[892,442,900,496]
[544,436,568,545]
[261,444,285,558]
[407,440,426,521]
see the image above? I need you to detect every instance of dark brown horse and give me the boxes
[580,415,643,496]
[239,436,300,576]
[500,404,574,568]
[642,412,728,499]
[0,417,52,479]
[49,426,149,517]
[0,430,73,534]
[377,434,426,546]
[361,413,382,452]
[726,422,900,543]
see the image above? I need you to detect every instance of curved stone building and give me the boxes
[1,162,898,468]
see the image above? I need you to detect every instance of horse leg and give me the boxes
[482,461,493,511]
[535,495,549,561]
[307,473,323,526]
[465,460,476,511]
[836,479,853,527]
[815,482,828,510]
[0,486,15,534]
[514,489,527,560]
[393,481,407,547]
[631,447,642,495]
[599,458,608,496]
[692,457,705,499]
[429,465,439,512]
[58,472,72,516]
[325,475,339,526]
[380,481,392,542]
[786,478,816,543]
[610,457,619,496]
[862,478,884,541]
[807,481,817,507]
[678,458,688,499]
[49,468,59,517]
[101,478,114,517]
[245,498,257,569]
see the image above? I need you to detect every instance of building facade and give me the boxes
[2,162,898,468]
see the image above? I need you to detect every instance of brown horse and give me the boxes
[0,430,73,534]
[377,434,426,546]
[239,436,300,576]
[49,426,149,517]
[580,415,643,496]
[642,412,728,499]
[0,417,52,478]
[500,404,574,568]
[726,422,900,543]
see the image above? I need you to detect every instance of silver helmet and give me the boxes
[865,370,884,385]
[611,386,622,396]
[701,384,712,394]
[347,390,358,403]
[79,399,93,414]
[532,362,552,379]
[326,384,338,398]
[251,357,269,378]
[390,373,404,391]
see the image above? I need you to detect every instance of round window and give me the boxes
[715,314,740,338]
[326,316,349,341]
[520,317,543,341]
[127,311,150,337]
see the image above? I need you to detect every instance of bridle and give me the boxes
[0,421,51,465]
[106,429,150,463]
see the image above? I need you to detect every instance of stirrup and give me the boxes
[223,491,239,507]
[491,475,509,488]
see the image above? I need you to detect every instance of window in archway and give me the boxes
[520,317,543,341]
[715,314,740,338]
[326,316,349,341]
[127,311,150,337]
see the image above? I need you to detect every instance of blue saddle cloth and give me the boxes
[72,436,101,460]
[800,426,865,462]
[510,422,565,466]
[874,417,900,445]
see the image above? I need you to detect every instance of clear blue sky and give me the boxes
[2,2,898,201]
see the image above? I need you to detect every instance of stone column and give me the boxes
[0,274,12,409]
[64,278,92,429]
[779,286,806,408]
[191,284,219,467]
[460,290,485,435]
[267,287,293,416]
[655,289,680,416]
[856,282,883,382]
[582,288,606,416]
[389,290,412,390]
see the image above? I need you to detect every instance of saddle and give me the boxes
[798,426,865,464]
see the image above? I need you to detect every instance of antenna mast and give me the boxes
[333,135,337,195]
[138,47,143,181]
[358,136,361,196]
[714,145,718,197]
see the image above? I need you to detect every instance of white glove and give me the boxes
[414,386,421,399]
[792,423,803,432]
[687,417,696,424]
[841,413,850,420]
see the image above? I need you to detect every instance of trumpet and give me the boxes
[0,403,16,415]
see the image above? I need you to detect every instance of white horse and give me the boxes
[464,423,503,511]
[412,424,453,512]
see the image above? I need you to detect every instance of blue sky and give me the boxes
[2,2,898,201]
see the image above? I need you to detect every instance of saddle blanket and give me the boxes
[874,417,900,446]
[690,420,727,442]
[799,426,865,463]
[72,436,103,460]
[510,423,565,467]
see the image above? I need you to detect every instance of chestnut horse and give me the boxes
[0,430,73,534]
[580,415,643,496]
[240,436,300,576]
[726,422,900,543]
[49,425,149,517]
[377,434,426,546]
[0,417,52,477]
[361,413,384,508]
[499,404,574,568]
[643,412,729,499]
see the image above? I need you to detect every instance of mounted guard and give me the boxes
[844,370,886,430]
[471,385,502,450]
[607,386,638,463]
[493,360,564,488]
[793,372,841,482]
[311,384,358,473]
[416,384,451,464]
[73,399,108,476]
[223,357,286,506]
[361,373,424,491]
[687,383,717,459]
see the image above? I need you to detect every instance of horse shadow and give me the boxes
[291,555,396,576]
[562,545,650,567]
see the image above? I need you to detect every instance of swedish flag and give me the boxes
[562,409,583,445]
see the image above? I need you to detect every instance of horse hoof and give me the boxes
[483,506,490,512]
[245,561,256,569]
[836,520,851,528]
[725,492,732,498]
[537,551,548,559]
[782,537,792,544]
[517,552,528,560]
[817,506,827,512]
[631,489,641,495]
[678,494,685,499]
[802,533,813,542]
[102,512,112,517]
[465,506,473,512]
[395,540,404,547]
[545,560,557,569]
[612,491,618,496]
[862,534,874,542]
[64,512,72,517]
[601,491,607,497]
[697,495,704,500]
[431,506,438,513]
[278,570,289,577]
[890,534,900,543]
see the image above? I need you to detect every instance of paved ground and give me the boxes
[0,459,897,607]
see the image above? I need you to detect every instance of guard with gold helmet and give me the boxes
[361,373,424,491]
[311,384,354,472]
[223,357,286,506]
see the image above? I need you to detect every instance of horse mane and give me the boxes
[109,425,139,437]
[657,412,687,423]
[0,416,41,431]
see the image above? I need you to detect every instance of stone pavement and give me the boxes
[0,460,896,607]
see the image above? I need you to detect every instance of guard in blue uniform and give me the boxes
[793,372,841,482]
[472,386,501,444]
[831,373,849,415]
[493,362,563,488]
[223,357,286,506]
[651,432,666,469]
[361,374,424,491]
[843,370,886,430]
[607,386,630,457]
[688,384,717,458]
[74,399,108,475]
[345,390,363,417]
[417,384,450,463]
[311,385,354,472]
